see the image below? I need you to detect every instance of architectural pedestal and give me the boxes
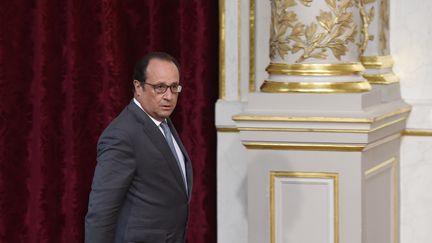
[234,93,410,243]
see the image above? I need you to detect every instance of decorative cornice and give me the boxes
[218,127,432,137]
[232,107,411,123]
[242,133,401,151]
[260,80,371,93]
[236,117,406,133]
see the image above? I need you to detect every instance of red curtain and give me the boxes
[0,1,218,242]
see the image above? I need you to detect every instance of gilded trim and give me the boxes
[233,115,372,123]
[219,0,226,100]
[363,133,401,151]
[244,142,365,151]
[249,0,256,92]
[270,171,339,243]
[266,63,365,76]
[242,133,401,151]
[216,127,240,133]
[232,106,411,123]
[363,73,400,84]
[364,157,395,177]
[260,80,371,93]
[402,129,432,136]
[217,117,406,134]
[361,55,394,69]
[237,117,407,133]
[374,107,411,122]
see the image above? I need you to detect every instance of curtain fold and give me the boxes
[0,1,218,242]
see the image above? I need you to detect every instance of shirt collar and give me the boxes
[133,98,164,126]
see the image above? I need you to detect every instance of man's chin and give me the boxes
[158,111,173,119]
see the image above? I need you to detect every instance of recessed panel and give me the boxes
[271,172,339,243]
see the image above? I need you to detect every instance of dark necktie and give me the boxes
[160,121,187,188]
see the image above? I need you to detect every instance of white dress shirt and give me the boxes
[133,98,187,190]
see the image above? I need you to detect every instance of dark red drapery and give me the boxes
[0,1,218,242]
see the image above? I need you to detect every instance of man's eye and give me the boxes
[156,85,166,90]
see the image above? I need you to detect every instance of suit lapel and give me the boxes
[127,101,188,198]
[167,119,193,199]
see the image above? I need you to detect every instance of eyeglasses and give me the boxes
[143,82,183,94]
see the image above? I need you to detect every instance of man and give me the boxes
[85,52,193,243]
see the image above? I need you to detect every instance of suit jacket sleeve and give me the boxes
[85,127,135,243]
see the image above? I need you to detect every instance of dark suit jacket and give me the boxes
[85,100,193,243]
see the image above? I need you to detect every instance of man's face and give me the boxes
[134,58,180,121]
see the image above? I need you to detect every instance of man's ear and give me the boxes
[133,80,141,90]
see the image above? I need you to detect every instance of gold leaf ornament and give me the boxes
[325,0,336,10]
[305,23,317,42]
[340,0,354,9]
[328,39,348,60]
[317,10,334,32]
[270,0,357,62]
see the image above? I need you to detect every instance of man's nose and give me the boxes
[163,88,174,100]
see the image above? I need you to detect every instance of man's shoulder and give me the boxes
[101,105,140,135]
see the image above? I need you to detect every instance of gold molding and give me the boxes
[233,115,372,123]
[266,63,365,76]
[361,55,394,69]
[363,73,400,84]
[237,116,407,133]
[374,107,411,122]
[270,171,339,243]
[219,0,226,100]
[217,116,406,133]
[242,133,401,151]
[260,80,371,93]
[216,126,432,138]
[232,106,411,123]
[364,133,401,151]
[216,127,240,133]
[244,142,364,151]
[402,129,432,136]
[364,157,395,177]
[249,0,256,92]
